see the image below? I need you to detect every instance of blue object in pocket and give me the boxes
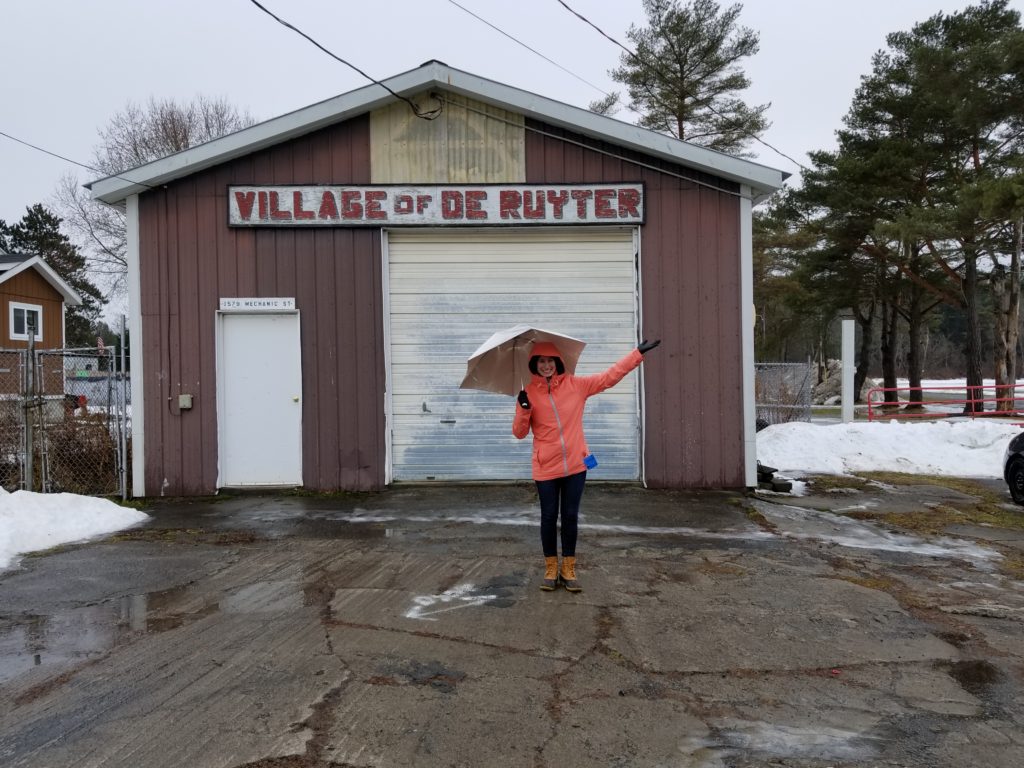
[583,454,598,470]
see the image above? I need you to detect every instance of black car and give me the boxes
[1004,431,1024,504]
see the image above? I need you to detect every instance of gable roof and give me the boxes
[0,251,83,306]
[88,61,787,205]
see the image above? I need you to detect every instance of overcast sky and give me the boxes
[2,0,1021,227]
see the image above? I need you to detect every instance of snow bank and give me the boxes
[0,488,149,570]
[757,420,1020,477]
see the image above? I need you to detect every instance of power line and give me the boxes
[248,0,441,120]
[552,0,809,173]
[554,0,635,57]
[445,0,613,98]
[0,130,155,190]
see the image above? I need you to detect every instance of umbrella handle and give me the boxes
[514,339,519,393]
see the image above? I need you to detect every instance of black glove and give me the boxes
[517,390,531,409]
[638,339,661,354]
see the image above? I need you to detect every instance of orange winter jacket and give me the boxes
[512,347,644,481]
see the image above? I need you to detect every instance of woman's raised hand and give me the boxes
[517,390,531,409]
[638,339,661,354]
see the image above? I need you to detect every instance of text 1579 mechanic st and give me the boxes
[228,184,645,227]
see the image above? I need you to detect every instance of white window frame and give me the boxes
[9,301,43,342]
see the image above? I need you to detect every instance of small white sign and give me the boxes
[219,297,296,312]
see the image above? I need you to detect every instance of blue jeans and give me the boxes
[535,470,587,557]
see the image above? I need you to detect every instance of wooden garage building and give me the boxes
[89,61,785,497]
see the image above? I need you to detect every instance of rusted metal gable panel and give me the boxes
[371,91,525,183]
[524,120,745,489]
[139,116,384,496]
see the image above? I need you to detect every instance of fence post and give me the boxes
[839,309,855,424]
[23,321,35,491]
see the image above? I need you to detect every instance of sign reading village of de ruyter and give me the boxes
[227,184,644,227]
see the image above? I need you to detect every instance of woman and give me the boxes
[513,338,660,591]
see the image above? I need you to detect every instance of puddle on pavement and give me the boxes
[941,659,1002,695]
[370,659,467,693]
[168,502,772,545]
[0,575,329,686]
[679,720,883,766]
[320,506,775,543]
[753,500,1001,568]
[146,503,397,541]
[221,580,303,614]
[0,584,207,685]
[290,520,392,539]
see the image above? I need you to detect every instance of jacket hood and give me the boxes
[530,341,562,359]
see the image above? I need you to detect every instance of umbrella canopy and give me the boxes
[459,325,586,396]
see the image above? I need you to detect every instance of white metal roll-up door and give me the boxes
[386,228,640,482]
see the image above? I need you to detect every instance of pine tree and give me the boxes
[771,2,1024,411]
[609,0,768,154]
[866,1,1024,407]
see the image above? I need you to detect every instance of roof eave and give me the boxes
[89,61,786,205]
[89,63,453,204]
[0,256,83,306]
[434,67,787,200]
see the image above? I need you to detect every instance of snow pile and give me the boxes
[757,419,1019,477]
[0,488,149,570]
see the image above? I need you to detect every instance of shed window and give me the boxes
[10,302,43,342]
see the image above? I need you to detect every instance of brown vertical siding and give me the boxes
[525,121,744,488]
[138,116,383,495]
[137,108,745,494]
[0,269,67,349]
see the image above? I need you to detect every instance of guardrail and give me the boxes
[866,383,1024,421]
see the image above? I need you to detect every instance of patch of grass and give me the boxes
[22,543,77,558]
[833,573,929,609]
[999,553,1024,581]
[742,505,778,533]
[109,528,198,542]
[806,475,871,492]
[836,574,897,592]
[113,498,150,511]
[812,472,1024,533]
[826,472,1024,580]
[275,487,377,501]
[858,471,989,497]
[842,510,882,520]
[108,528,260,545]
[878,506,965,536]
[891,503,1024,534]
[696,558,746,576]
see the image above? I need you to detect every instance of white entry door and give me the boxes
[218,312,302,486]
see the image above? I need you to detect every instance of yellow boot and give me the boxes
[540,556,559,591]
[560,555,582,592]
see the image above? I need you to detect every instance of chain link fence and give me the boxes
[0,346,129,498]
[755,362,813,430]
[0,350,26,490]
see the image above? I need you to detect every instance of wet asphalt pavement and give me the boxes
[1,480,1023,767]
